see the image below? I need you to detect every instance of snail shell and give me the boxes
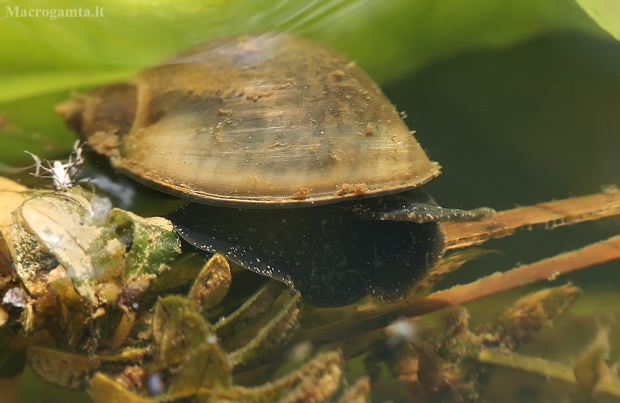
[57,33,440,206]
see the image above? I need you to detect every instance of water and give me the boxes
[386,32,620,289]
[381,32,620,402]
[4,30,620,403]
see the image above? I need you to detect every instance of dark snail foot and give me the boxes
[169,197,445,307]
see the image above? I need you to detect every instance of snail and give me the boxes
[56,33,494,307]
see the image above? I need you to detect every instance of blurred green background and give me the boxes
[0,0,610,163]
[2,0,620,402]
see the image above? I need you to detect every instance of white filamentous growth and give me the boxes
[25,140,85,191]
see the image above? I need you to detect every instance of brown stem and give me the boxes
[0,374,20,403]
[443,189,620,250]
[414,235,620,311]
[476,349,620,398]
[296,236,620,347]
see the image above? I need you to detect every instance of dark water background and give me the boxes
[380,31,620,403]
[386,32,620,291]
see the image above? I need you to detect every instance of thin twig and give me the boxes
[295,236,620,347]
[414,235,620,310]
[476,349,620,398]
[443,190,620,250]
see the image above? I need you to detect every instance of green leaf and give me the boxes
[0,0,603,164]
[0,70,137,105]
[0,0,600,103]
[106,210,181,280]
[576,0,620,40]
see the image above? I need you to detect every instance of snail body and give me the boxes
[58,33,493,306]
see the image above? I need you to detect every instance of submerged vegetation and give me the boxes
[0,180,365,402]
[1,165,620,401]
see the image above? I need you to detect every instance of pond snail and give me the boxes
[57,32,494,307]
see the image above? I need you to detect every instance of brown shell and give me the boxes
[57,33,441,207]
